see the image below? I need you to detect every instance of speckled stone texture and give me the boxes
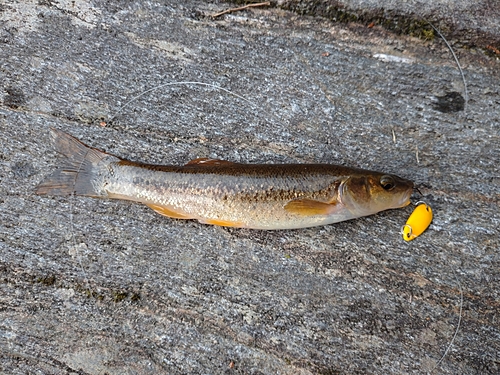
[1,1,499,374]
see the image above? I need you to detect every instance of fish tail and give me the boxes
[35,128,116,197]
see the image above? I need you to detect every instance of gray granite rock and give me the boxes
[1,1,499,374]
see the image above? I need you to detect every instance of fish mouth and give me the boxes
[403,192,412,206]
[402,184,415,206]
[397,179,414,207]
[391,189,412,209]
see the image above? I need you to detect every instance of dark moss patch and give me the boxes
[4,86,26,109]
[11,161,37,179]
[113,291,128,303]
[433,91,465,113]
[37,275,56,286]
[318,369,343,375]
[72,281,142,304]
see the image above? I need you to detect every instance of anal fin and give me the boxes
[199,218,245,228]
[146,203,244,228]
[145,203,193,220]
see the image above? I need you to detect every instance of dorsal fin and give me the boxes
[185,158,237,167]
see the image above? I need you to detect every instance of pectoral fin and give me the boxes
[185,158,237,167]
[145,203,194,220]
[284,199,338,216]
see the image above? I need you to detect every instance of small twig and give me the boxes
[211,2,270,18]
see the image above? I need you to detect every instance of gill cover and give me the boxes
[342,173,413,216]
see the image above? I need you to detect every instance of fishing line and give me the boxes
[69,191,93,298]
[426,20,469,114]
[107,81,289,129]
[422,21,466,372]
[428,272,463,374]
[69,149,93,299]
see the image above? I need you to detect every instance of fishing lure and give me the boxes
[401,202,433,241]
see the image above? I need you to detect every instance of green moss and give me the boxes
[335,10,358,23]
[82,288,103,300]
[73,282,140,303]
[279,2,442,42]
[421,28,435,41]
[113,291,128,303]
[37,275,56,286]
[130,292,141,302]
[318,369,342,375]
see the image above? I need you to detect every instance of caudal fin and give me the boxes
[35,128,117,197]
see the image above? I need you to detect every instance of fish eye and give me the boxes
[380,175,395,191]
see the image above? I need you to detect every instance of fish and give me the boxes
[35,128,414,230]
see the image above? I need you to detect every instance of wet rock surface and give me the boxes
[1,1,499,374]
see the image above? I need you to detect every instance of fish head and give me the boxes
[341,173,414,216]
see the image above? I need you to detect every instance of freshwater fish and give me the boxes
[36,128,413,230]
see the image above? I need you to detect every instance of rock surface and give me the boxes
[1,1,499,374]
[279,0,500,48]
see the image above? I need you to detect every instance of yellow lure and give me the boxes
[402,202,433,241]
